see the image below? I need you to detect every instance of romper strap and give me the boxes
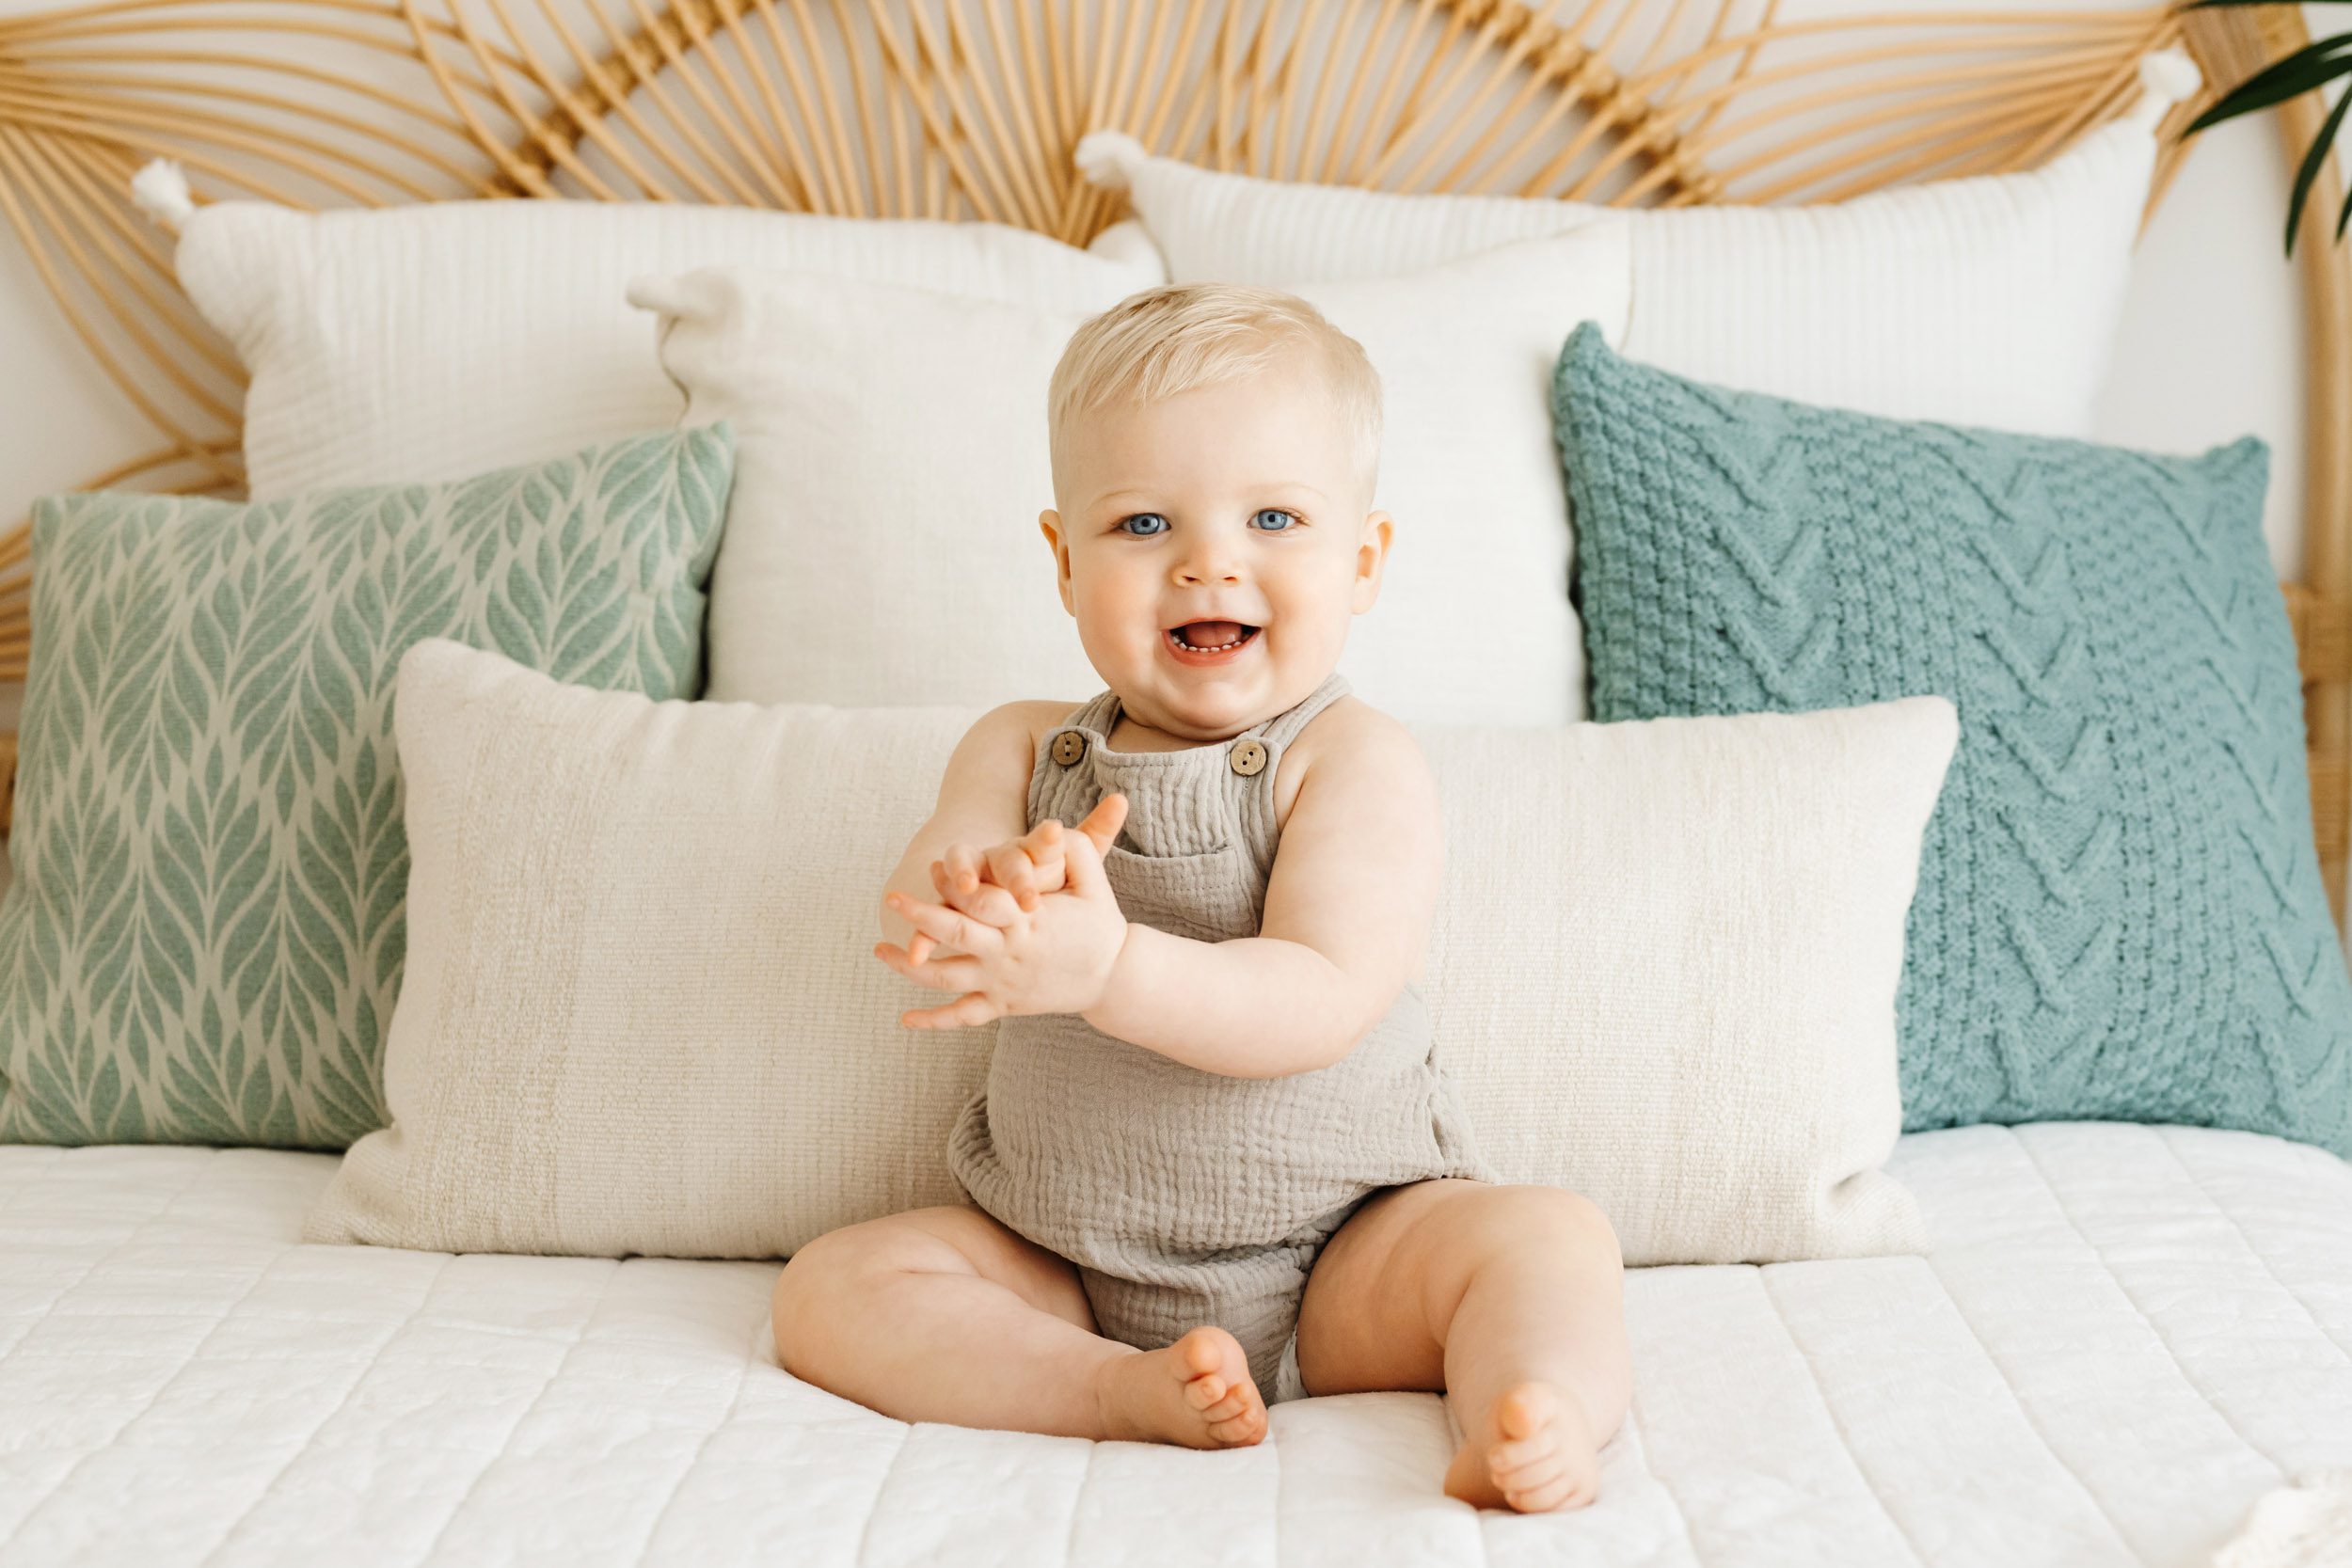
[1250,672,1352,751]
[1042,689,1123,752]
[1232,672,1352,863]
[1058,686,1120,742]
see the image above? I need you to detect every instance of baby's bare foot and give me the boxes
[1443,1383,1600,1513]
[1095,1325,1267,1449]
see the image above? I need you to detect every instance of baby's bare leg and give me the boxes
[772,1206,1267,1446]
[1295,1180,1629,1512]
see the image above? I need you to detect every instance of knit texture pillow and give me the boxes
[0,427,734,1148]
[1554,325,2352,1157]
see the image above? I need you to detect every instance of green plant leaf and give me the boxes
[2283,80,2352,254]
[2186,33,2352,134]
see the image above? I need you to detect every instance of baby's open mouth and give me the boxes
[1167,621,1260,654]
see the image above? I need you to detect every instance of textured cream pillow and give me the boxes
[308,641,1952,1265]
[174,199,1166,499]
[1425,700,1957,1264]
[310,641,991,1259]
[628,222,1631,723]
[1074,54,2200,436]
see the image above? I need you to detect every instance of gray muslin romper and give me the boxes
[946,672,1491,1403]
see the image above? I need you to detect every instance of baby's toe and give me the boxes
[1208,1407,1266,1446]
[1486,1436,1549,1478]
[1497,1384,1560,1442]
[1200,1386,1252,1422]
[1184,1374,1229,1411]
[1503,1468,1584,1513]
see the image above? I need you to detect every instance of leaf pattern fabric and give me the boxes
[1554,325,2352,1158]
[0,427,734,1148]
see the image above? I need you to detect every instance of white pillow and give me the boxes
[1074,53,2200,436]
[305,640,1953,1266]
[629,223,1631,721]
[174,199,1167,499]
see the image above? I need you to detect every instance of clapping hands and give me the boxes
[874,794,1131,1029]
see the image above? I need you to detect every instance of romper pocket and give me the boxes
[1104,844,1255,942]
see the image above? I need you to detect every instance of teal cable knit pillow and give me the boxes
[0,426,734,1149]
[1553,324,2352,1157]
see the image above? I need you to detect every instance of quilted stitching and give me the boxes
[411,1260,630,1562]
[2152,1126,2352,1373]
[1555,325,2352,1153]
[4,1134,2351,1564]
[192,1251,462,1566]
[1912,1244,2149,1564]
[2005,1129,2290,1481]
[1755,1268,1932,1566]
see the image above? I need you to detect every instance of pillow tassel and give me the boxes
[129,158,194,232]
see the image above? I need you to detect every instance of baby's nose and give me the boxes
[1174,542,1243,583]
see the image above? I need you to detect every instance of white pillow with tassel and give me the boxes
[1075,52,2201,438]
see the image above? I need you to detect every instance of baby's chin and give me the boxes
[1111,662,1338,743]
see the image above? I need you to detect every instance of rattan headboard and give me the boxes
[0,0,2344,916]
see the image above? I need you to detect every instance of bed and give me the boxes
[1,1123,2345,1564]
[1,1,2349,1563]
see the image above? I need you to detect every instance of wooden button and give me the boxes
[1051,730,1088,767]
[1230,738,1268,777]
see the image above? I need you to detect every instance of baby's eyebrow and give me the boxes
[1087,482,1329,511]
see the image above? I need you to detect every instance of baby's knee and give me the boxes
[771,1222,941,1374]
[1472,1185,1622,1266]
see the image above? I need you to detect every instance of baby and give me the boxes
[771,284,1629,1513]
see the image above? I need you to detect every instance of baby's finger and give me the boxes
[1017,819,1065,869]
[885,891,1002,955]
[1074,792,1129,855]
[985,843,1040,911]
[957,880,1025,927]
[899,990,1005,1029]
[928,858,1020,924]
[942,842,984,897]
[871,942,984,993]
[1062,823,1111,899]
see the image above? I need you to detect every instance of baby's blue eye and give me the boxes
[1252,509,1297,531]
[1119,514,1169,537]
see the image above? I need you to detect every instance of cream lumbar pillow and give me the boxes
[172,198,1168,499]
[627,221,1631,722]
[306,640,1954,1266]
[1073,51,2201,437]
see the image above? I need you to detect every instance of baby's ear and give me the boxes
[1351,510,1393,614]
[1039,510,1076,615]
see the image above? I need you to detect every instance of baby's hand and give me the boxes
[912,796,1128,963]
[875,822,1128,1028]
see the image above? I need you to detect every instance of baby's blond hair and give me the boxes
[1047,282,1381,492]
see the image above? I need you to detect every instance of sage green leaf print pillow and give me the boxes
[0,426,734,1148]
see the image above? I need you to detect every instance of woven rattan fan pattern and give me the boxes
[0,0,2346,914]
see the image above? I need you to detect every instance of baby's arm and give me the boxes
[879,703,1059,952]
[1083,703,1442,1079]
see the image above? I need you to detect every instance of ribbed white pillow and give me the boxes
[1075,54,2200,436]
[306,640,1954,1266]
[174,200,1167,499]
[629,222,1631,721]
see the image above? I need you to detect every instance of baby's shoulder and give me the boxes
[968,698,1087,753]
[1274,694,1434,829]
[1291,692,1420,762]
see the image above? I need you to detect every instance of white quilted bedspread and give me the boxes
[2,1122,2349,1567]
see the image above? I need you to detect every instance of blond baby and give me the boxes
[771,285,1630,1513]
